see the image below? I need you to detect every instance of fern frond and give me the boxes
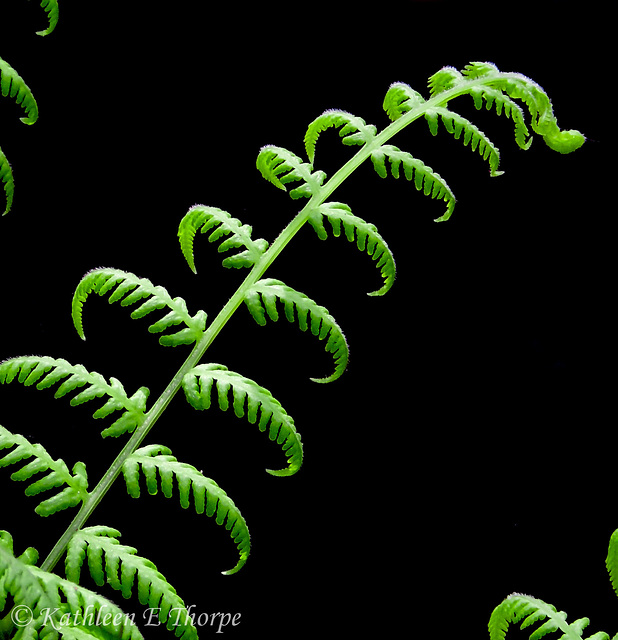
[0,355,149,438]
[182,364,302,476]
[0,424,89,516]
[256,145,326,199]
[121,446,250,575]
[0,56,38,125]
[307,202,396,296]
[304,109,377,164]
[370,144,456,222]
[489,593,609,640]
[178,204,269,273]
[243,278,348,383]
[1,530,143,640]
[72,267,207,346]
[66,526,198,639]
[382,81,426,121]
[423,106,503,176]
[0,145,14,216]
[36,0,60,36]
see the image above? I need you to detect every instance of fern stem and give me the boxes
[40,74,494,573]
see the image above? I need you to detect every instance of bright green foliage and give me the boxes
[121,445,250,574]
[489,593,610,640]
[178,205,269,273]
[432,61,585,154]
[256,145,327,198]
[0,425,88,516]
[605,529,618,598]
[370,144,456,222]
[72,268,208,346]
[0,57,587,640]
[0,56,38,215]
[424,105,503,176]
[0,57,38,126]
[36,0,60,36]
[243,278,348,383]
[182,364,302,476]
[0,148,14,217]
[66,526,198,640]
[0,1,57,215]
[1,530,142,640]
[307,202,396,296]
[304,109,377,164]
[0,355,149,438]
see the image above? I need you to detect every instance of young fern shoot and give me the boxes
[0,61,585,640]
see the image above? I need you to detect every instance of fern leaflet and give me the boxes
[423,105,503,176]
[382,81,426,121]
[121,445,250,575]
[0,56,38,215]
[370,144,456,222]
[489,593,609,640]
[36,0,60,36]
[0,145,14,216]
[0,424,89,516]
[605,528,618,598]
[72,267,207,346]
[1,530,143,640]
[177,204,269,273]
[66,526,198,640]
[0,57,38,125]
[243,278,348,383]
[304,109,377,164]
[256,145,326,199]
[307,201,396,296]
[0,355,149,438]
[182,363,302,476]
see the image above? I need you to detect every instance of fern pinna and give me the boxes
[0,1,59,216]
[0,60,584,640]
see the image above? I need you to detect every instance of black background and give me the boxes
[0,1,613,638]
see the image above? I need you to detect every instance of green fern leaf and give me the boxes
[0,424,89,516]
[489,593,609,640]
[307,202,396,296]
[36,0,60,36]
[0,144,14,216]
[72,267,207,346]
[605,528,618,598]
[182,363,302,476]
[0,56,39,125]
[0,355,149,438]
[1,530,143,640]
[370,144,456,222]
[423,106,503,176]
[382,81,426,121]
[465,81,533,150]
[243,278,348,383]
[178,204,269,273]
[304,109,377,164]
[256,145,326,199]
[66,526,198,639]
[428,65,465,96]
[121,445,250,575]
[0,529,39,614]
